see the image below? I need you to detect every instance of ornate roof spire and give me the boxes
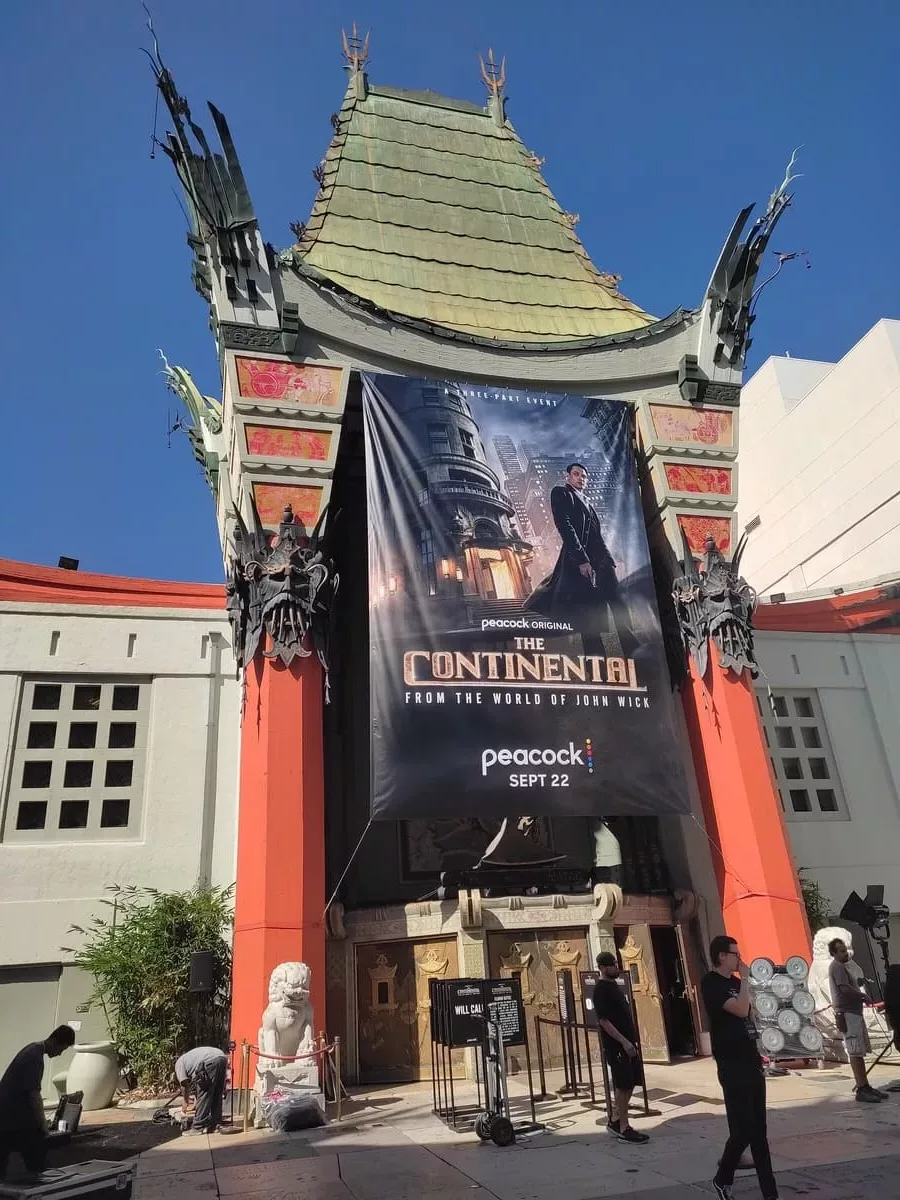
[479,48,506,127]
[342,23,370,99]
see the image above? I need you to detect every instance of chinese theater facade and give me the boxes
[153,34,809,1082]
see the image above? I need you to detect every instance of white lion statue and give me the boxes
[257,961,315,1068]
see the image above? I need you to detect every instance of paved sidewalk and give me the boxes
[132,1059,900,1200]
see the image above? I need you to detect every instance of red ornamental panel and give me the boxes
[664,464,732,495]
[236,358,343,407]
[245,425,332,461]
[252,482,325,531]
[650,406,734,446]
[677,515,732,555]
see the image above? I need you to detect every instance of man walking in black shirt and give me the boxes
[701,935,778,1200]
[592,951,648,1144]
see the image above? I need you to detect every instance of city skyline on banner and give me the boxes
[363,374,688,822]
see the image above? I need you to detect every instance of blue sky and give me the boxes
[2,0,897,582]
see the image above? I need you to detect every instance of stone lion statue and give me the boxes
[257,961,315,1067]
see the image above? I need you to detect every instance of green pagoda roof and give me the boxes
[291,75,655,344]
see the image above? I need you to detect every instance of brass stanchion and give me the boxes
[236,1040,245,1120]
[334,1037,342,1123]
[241,1041,251,1134]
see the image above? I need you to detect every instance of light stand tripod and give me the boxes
[864,934,900,1089]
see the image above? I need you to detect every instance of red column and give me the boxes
[230,655,326,1048]
[681,644,810,964]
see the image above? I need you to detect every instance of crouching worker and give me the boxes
[175,1046,228,1135]
[0,1025,76,1180]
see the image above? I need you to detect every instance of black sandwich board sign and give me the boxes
[447,979,485,1047]
[484,978,526,1047]
[556,970,576,1026]
[580,970,599,1028]
[431,977,527,1049]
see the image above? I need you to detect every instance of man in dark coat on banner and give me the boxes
[524,462,638,657]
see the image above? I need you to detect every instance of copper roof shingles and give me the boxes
[293,83,654,344]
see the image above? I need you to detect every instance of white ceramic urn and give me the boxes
[65,1041,121,1110]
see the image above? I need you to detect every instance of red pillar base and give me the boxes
[230,655,326,1048]
[681,646,810,964]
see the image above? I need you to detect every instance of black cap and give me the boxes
[597,951,618,968]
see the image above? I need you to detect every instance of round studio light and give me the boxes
[777,1008,802,1035]
[761,1027,785,1054]
[799,1025,823,1053]
[791,989,816,1016]
[754,991,779,1018]
[750,957,775,984]
[770,974,796,1000]
[785,956,810,982]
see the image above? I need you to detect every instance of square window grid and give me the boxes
[758,689,847,819]
[4,679,148,841]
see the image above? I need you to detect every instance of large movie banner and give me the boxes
[363,374,688,820]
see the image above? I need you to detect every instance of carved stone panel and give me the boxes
[487,926,591,1074]
[367,952,399,1014]
[355,937,462,1083]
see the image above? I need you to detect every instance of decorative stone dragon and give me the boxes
[672,531,757,679]
[226,501,338,698]
[159,352,226,495]
[700,149,802,373]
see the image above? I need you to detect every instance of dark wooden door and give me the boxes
[675,921,705,1054]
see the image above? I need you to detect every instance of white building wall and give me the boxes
[0,603,240,968]
[755,628,900,916]
[738,320,900,596]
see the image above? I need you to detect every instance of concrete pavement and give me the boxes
[132,1058,900,1200]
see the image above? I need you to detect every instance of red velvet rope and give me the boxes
[246,1044,335,1060]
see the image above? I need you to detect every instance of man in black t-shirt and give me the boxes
[701,936,778,1200]
[592,952,648,1144]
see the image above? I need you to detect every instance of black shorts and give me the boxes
[605,1049,644,1091]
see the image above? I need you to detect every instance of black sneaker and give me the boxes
[605,1118,620,1134]
[712,1184,734,1200]
[616,1126,649,1144]
[855,1086,881,1103]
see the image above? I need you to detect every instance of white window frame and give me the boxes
[756,688,848,821]
[2,677,149,843]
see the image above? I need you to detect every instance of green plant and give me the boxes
[799,871,831,933]
[64,884,233,1088]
